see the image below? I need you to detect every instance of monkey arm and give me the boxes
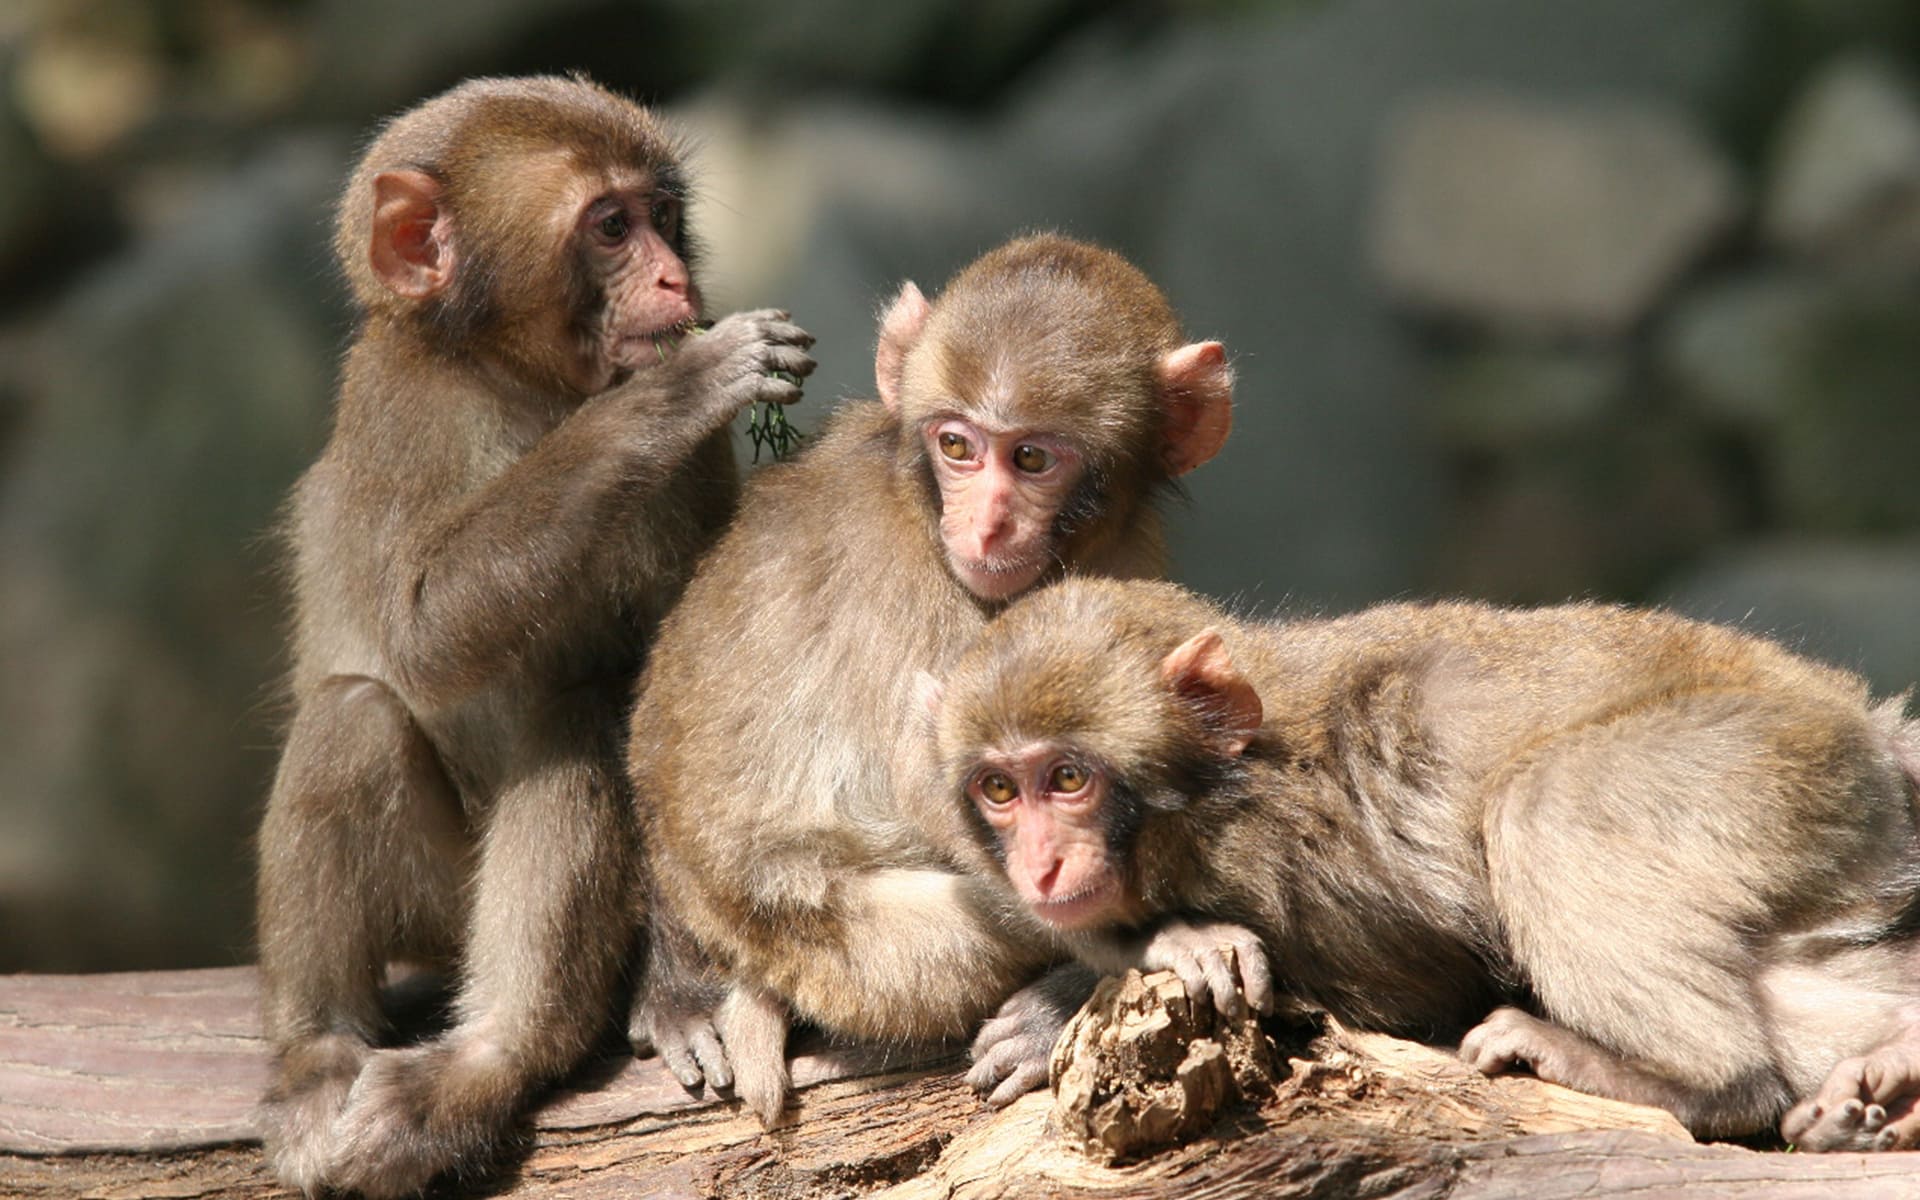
[381,311,809,707]
[747,867,1054,1045]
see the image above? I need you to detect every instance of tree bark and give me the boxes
[4,967,1918,1199]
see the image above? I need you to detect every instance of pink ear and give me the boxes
[1158,341,1234,476]
[875,281,932,412]
[913,670,945,724]
[1159,628,1261,757]
[369,170,455,300]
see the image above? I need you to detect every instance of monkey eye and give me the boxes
[650,195,680,237]
[1048,763,1089,794]
[596,211,630,243]
[938,431,973,461]
[1013,444,1052,473]
[975,771,1018,807]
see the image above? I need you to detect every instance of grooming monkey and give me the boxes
[629,234,1235,1122]
[255,76,813,1197]
[927,577,1920,1150]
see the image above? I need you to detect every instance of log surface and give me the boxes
[5,967,1920,1198]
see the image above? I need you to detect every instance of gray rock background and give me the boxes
[2,0,1917,970]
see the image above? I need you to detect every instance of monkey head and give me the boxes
[921,579,1263,933]
[335,75,701,397]
[873,236,1234,603]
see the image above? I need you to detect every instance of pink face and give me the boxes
[923,418,1083,602]
[968,744,1126,931]
[580,186,699,378]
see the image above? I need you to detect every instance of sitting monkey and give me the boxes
[926,576,1920,1152]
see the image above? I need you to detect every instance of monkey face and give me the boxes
[964,745,1133,929]
[921,418,1086,601]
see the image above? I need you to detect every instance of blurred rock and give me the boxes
[1655,270,1839,429]
[1429,420,1743,605]
[0,136,344,970]
[1767,285,1920,533]
[1370,89,1742,337]
[1663,540,1920,695]
[1663,274,1920,532]
[1763,53,1920,270]
[0,56,60,282]
[1428,347,1626,451]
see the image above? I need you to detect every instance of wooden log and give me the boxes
[5,967,1920,1199]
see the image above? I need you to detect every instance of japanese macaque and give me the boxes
[628,234,1234,1123]
[926,577,1920,1150]
[255,76,813,1197]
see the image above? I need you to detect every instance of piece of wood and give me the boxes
[6,968,1920,1199]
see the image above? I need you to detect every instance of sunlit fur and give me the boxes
[935,577,1920,1142]
[630,235,1232,1123]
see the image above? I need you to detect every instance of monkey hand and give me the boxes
[1135,920,1275,1020]
[323,1039,519,1199]
[967,962,1101,1107]
[632,994,734,1093]
[666,308,815,432]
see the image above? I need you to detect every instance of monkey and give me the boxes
[254,75,815,1197]
[626,234,1236,1124]
[923,575,1920,1150]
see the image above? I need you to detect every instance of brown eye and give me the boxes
[597,211,630,242]
[1049,763,1088,793]
[1013,444,1051,473]
[939,432,971,461]
[650,195,679,235]
[977,771,1017,806]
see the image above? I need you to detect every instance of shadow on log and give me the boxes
[5,967,1920,1198]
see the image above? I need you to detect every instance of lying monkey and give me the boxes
[926,576,1920,1151]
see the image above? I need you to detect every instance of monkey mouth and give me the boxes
[950,554,1048,602]
[614,317,702,367]
[1026,879,1118,931]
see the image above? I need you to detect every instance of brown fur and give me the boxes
[256,75,812,1197]
[933,578,1920,1142]
[630,235,1231,1123]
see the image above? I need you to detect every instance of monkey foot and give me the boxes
[1783,1042,1920,1151]
[325,1040,521,1198]
[258,1033,369,1194]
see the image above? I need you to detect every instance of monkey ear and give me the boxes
[1157,341,1234,476]
[1160,628,1261,757]
[913,670,946,724]
[875,282,933,413]
[369,170,456,300]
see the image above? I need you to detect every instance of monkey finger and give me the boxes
[986,1059,1051,1108]
[1170,957,1213,1012]
[1200,951,1244,1020]
[762,345,817,380]
[761,319,816,350]
[688,1027,733,1091]
[964,1038,1022,1092]
[748,376,805,408]
[1234,943,1276,1015]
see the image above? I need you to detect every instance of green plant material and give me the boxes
[747,392,805,462]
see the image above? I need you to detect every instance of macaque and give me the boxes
[628,234,1235,1123]
[255,76,813,1197]
[926,576,1920,1150]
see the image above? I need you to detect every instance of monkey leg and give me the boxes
[1478,703,1802,1136]
[255,675,467,1194]
[325,718,634,1198]
[1781,1019,1920,1151]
